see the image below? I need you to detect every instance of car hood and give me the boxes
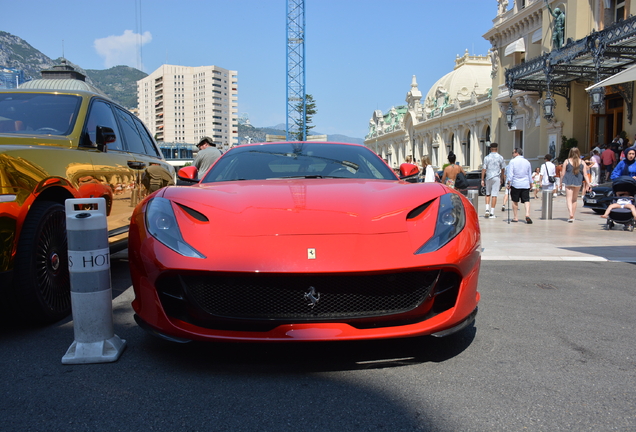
[161,179,447,236]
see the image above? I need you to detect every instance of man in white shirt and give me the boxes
[507,147,533,224]
[481,142,506,218]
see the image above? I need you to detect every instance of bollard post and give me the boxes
[467,189,479,213]
[62,198,126,364]
[541,189,553,220]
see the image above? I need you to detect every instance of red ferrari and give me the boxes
[128,142,480,343]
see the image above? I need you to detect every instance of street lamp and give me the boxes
[506,102,516,129]
[590,86,605,112]
[543,92,556,121]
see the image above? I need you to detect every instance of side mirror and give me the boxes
[96,126,116,152]
[178,165,199,183]
[399,163,420,181]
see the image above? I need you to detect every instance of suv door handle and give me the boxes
[127,161,146,170]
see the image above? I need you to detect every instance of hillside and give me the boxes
[0,31,59,80]
[238,123,364,144]
[85,66,147,108]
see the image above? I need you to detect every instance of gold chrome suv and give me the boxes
[0,89,174,323]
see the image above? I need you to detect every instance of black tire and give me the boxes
[479,186,486,196]
[13,201,71,324]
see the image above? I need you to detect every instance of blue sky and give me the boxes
[3,0,496,139]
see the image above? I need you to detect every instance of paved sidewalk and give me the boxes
[476,193,636,262]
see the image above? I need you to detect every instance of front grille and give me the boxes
[156,270,461,332]
[181,272,437,320]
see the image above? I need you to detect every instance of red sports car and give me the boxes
[128,142,480,343]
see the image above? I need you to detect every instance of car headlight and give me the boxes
[145,197,206,258]
[415,193,465,254]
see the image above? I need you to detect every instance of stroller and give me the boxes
[605,176,636,231]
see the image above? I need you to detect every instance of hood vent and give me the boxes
[406,200,434,220]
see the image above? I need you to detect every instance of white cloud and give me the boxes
[94,30,152,70]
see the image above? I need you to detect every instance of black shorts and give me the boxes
[510,186,530,203]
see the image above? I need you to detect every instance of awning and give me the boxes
[505,15,636,117]
[505,38,525,56]
[586,63,636,91]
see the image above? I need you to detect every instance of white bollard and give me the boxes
[541,190,554,220]
[62,198,126,364]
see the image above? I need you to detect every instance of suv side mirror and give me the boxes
[96,126,116,152]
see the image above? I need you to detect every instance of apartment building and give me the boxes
[138,64,238,150]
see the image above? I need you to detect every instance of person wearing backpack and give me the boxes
[441,152,467,190]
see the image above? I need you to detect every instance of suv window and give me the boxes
[132,115,161,158]
[114,107,147,155]
[0,93,80,135]
[83,100,122,150]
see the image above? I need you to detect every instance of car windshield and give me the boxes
[201,142,397,183]
[0,93,81,136]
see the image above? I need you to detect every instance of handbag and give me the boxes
[543,164,555,183]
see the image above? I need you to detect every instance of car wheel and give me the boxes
[479,186,486,196]
[13,201,71,323]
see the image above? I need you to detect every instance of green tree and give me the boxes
[558,135,578,162]
[293,94,317,141]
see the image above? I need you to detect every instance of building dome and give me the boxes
[424,50,491,110]
[18,59,104,95]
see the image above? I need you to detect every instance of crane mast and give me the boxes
[286,0,306,141]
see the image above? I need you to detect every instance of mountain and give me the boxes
[84,67,147,108]
[240,123,363,144]
[263,123,363,144]
[0,31,146,108]
[327,134,364,145]
[0,31,58,79]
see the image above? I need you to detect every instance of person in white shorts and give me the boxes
[539,154,557,196]
[481,143,506,218]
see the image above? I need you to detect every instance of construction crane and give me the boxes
[286,0,306,141]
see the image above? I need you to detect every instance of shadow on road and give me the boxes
[134,323,477,374]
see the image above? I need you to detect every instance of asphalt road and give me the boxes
[1,256,635,432]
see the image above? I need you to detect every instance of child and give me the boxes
[600,190,636,219]
[532,167,541,199]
